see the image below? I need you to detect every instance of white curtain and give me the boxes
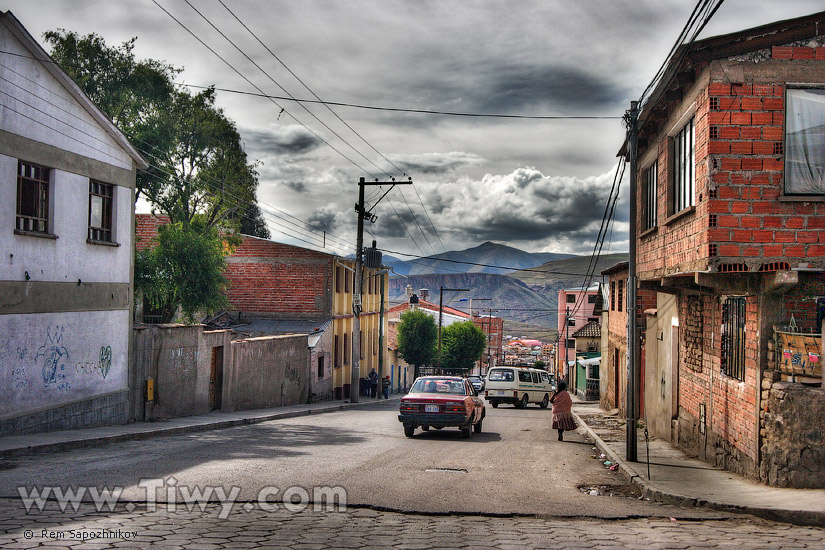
[786,88,825,194]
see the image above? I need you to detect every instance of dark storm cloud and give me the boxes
[282,180,306,192]
[241,125,323,155]
[389,152,485,175]
[307,207,337,232]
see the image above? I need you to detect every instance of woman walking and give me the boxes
[550,380,576,441]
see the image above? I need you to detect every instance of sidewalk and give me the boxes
[0,395,400,459]
[572,403,825,527]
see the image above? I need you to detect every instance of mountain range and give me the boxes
[387,242,628,329]
[383,241,574,276]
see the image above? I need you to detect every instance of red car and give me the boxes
[398,376,486,438]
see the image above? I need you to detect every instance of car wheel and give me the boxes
[421,425,430,431]
[515,394,527,408]
[404,425,415,437]
[461,426,472,438]
[473,419,483,433]
[491,401,499,408]
[540,394,550,409]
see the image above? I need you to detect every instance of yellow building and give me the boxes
[331,259,388,399]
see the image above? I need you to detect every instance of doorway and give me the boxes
[210,346,224,411]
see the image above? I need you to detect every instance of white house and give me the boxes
[0,11,147,434]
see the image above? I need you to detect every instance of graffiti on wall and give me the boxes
[1,310,129,418]
[36,326,71,392]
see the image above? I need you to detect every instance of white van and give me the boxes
[484,367,555,409]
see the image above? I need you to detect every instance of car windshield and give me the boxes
[488,369,514,382]
[411,379,467,395]
[468,376,481,381]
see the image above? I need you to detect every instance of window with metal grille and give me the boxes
[721,296,746,381]
[643,161,658,230]
[672,117,695,213]
[617,280,624,312]
[343,333,349,365]
[611,281,616,311]
[88,180,114,242]
[16,161,51,233]
[334,335,340,367]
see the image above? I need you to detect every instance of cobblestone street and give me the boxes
[1,500,824,549]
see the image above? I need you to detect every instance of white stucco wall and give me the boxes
[1,154,132,283]
[0,310,129,418]
[0,24,132,170]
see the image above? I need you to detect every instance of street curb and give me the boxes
[571,409,825,528]
[0,397,401,459]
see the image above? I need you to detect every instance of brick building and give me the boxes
[599,262,656,414]
[556,286,602,380]
[630,12,825,487]
[135,215,387,401]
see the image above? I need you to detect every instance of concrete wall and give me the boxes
[309,329,333,403]
[225,335,310,411]
[645,294,679,441]
[131,324,232,421]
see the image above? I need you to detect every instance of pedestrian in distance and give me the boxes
[550,380,576,441]
[368,368,379,398]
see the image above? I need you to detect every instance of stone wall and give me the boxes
[759,372,825,488]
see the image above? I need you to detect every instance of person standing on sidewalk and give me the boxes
[550,380,576,441]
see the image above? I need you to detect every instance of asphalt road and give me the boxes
[1,400,824,548]
[1,400,722,519]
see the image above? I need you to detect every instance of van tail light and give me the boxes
[513,390,518,397]
[445,401,466,413]
[484,390,488,397]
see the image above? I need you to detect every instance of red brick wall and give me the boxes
[225,236,334,317]
[637,51,825,280]
[134,213,170,251]
[677,294,760,471]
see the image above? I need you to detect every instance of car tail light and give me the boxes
[445,401,466,413]
[400,402,418,412]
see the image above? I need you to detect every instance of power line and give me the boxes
[150,0,378,180]
[181,83,623,120]
[175,0,442,256]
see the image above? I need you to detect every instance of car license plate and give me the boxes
[424,404,439,413]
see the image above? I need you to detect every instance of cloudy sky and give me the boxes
[5,0,824,259]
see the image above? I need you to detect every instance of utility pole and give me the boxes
[378,271,386,398]
[438,286,470,373]
[470,297,492,374]
[564,307,570,381]
[350,177,412,403]
[626,101,640,462]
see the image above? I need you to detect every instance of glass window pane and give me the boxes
[785,88,825,194]
[90,195,103,228]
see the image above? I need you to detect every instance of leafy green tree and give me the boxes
[439,321,487,374]
[534,360,546,369]
[45,30,268,238]
[397,309,438,379]
[135,218,235,323]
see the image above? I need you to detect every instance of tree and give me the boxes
[135,217,235,323]
[439,321,487,374]
[45,30,265,234]
[396,309,438,379]
[534,360,546,370]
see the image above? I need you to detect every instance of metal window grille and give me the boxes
[88,180,113,242]
[16,161,50,233]
[611,281,616,311]
[721,296,746,381]
[643,161,658,230]
[617,280,624,312]
[672,117,695,213]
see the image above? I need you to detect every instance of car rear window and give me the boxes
[412,378,467,395]
[488,369,514,382]
[518,371,532,383]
